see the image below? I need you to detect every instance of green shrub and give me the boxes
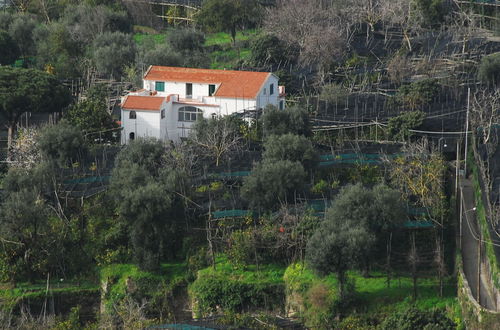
[320,83,348,106]
[190,273,284,317]
[190,257,285,317]
[227,230,255,268]
[387,111,425,141]
[311,179,329,195]
[380,307,455,329]
[478,52,500,86]
[396,79,440,109]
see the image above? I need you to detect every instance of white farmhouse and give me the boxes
[120,65,286,144]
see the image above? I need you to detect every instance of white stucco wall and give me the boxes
[145,80,219,100]
[127,73,283,143]
[256,75,280,110]
[121,109,161,144]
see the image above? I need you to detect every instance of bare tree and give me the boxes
[264,0,347,71]
[9,127,41,170]
[378,0,415,50]
[385,139,447,226]
[189,116,242,167]
[471,89,500,229]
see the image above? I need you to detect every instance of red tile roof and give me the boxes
[144,66,271,99]
[122,96,165,111]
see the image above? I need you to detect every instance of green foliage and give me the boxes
[92,31,136,78]
[0,66,71,156]
[261,105,311,137]
[0,188,50,282]
[111,139,189,270]
[204,29,257,47]
[306,212,373,298]
[470,156,500,289]
[380,307,455,329]
[396,79,440,110]
[100,262,187,320]
[387,111,425,141]
[38,121,86,167]
[65,92,117,138]
[227,230,255,268]
[283,263,350,328]
[0,66,71,128]
[168,29,205,53]
[0,29,19,65]
[415,0,447,27]
[263,133,318,172]
[189,256,285,317]
[139,43,183,67]
[478,52,500,86]
[8,14,37,57]
[53,306,82,330]
[306,183,405,297]
[248,33,296,68]
[197,0,261,43]
[241,160,307,211]
[61,4,131,46]
[320,83,348,106]
[34,23,82,78]
[311,179,329,195]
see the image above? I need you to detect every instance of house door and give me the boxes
[186,83,192,99]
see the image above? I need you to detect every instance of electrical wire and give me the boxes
[461,191,500,247]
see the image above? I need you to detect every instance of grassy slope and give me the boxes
[197,255,284,284]
[0,281,98,300]
[133,29,257,70]
[195,258,457,315]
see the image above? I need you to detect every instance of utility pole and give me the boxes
[477,226,481,304]
[460,189,463,249]
[464,87,471,177]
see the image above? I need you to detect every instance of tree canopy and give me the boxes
[241,159,306,211]
[0,67,71,151]
[261,106,311,138]
[0,29,19,65]
[111,138,189,270]
[196,0,260,44]
[262,133,318,172]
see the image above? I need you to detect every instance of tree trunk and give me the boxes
[386,232,392,288]
[7,124,15,160]
[231,26,236,46]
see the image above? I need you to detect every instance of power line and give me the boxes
[461,192,500,247]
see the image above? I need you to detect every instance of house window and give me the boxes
[129,132,135,140]
[186,83,193,99]
[279,100,284,110]
[129,111,136,119]
[263,88,267,95]
[155,81,165,92]
[209,84,216,96]
[161,109,165,119]
[178,106,202,122]
[270,83,274,95]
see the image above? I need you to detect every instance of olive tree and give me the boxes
[92,31,136,79]
[241,160,306,211]
[262,133,318,172]
[260,105,311,138]
[306,211,374,299]
[111,138,189,270]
